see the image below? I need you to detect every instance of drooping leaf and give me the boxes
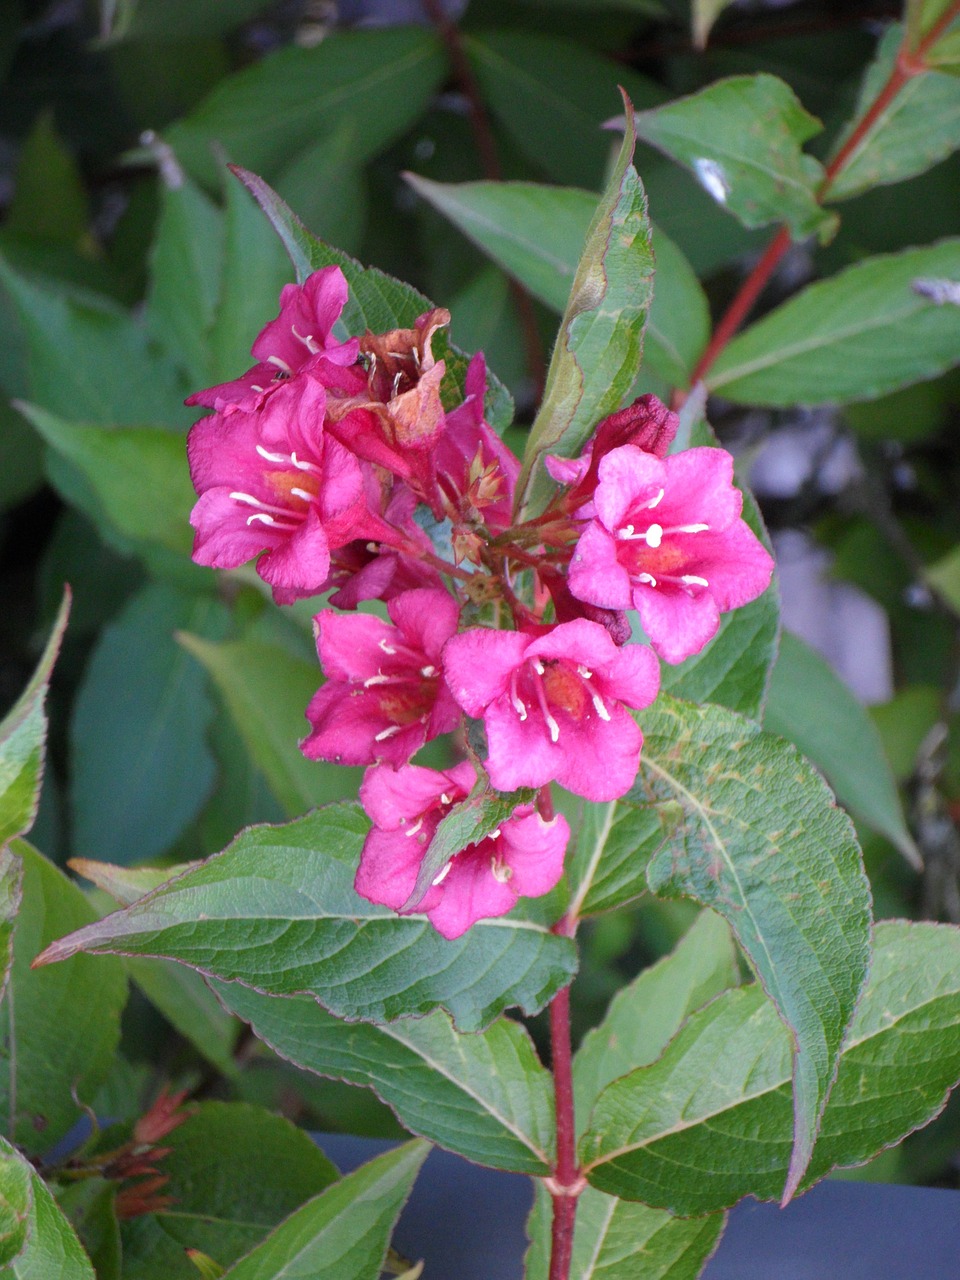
[402,779,538,912]
[146,172,224,385]
[627,75,834,240]
[0,587,69,847]
[707,239,960,405]
[102,0,273,41]
[524,1183,725,1280]
[691,0,737,49]
[0,258,190,428]
[580,921,960,1210]
[404,176,708,389]
[120,1102,338,1280]
[54,1179,120,1280]
[34,804,578,1032]
[166,28,446,186]
[765,630,919,866]
[177,633,359,818]
[1,842,126,1153]
[15,404,195,559]
[518,100,654,515]
[213,982,554,1174]
[128,959,240,1077]
[464,30,665,190]
[0,1139,94,1280]
[69,585,224,864]
[573,911,739,1127]
[826,25,960,201]
[229,167,515,433]
[5,112,88,248]
[636,695,872,1200]
[218,1141,428,1280]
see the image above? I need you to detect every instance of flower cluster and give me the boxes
[187,269,774,937]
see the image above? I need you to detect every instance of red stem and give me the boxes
[680,2,960,398]
[547,912,581,1280]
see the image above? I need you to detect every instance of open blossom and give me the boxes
[186,266,360,414]
[187,374,386,604]
[355,762,570,939]
[442,618,660,801]
[568,445,774,665]
[301,588,461,767]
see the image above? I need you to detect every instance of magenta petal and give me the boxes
[482,695,562,793]
[359,764,454,830]
[568,521,634,610]
[314,611,398,682]
[388,588,461,661]
[301,684,425,766]
[354,827,441,913]
[498,810,570,898]
[257,507,331,601]
[527,617,620,671]
[594,640,660,711]
[688,520,775,611]
[189,487,277,567]
[187,409,265,492]
[442,629,532,717]
[425,847,519,940]
[657,447,742,532]
[554,702,642,801]
[635,583,721,664]
[594,447,667,532]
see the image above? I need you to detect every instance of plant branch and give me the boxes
[547,911,583,1280]
[679,2,960,401]
[421,0,546,402]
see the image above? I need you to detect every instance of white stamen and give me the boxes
[681,574,709,587]
[512,694,528,721]
[537,812,558,828]
[490,857,512,884]
[432,862,452,886]
[267,355,293,374]
[577,665,593,679]
[592,692,611,722]
[250,384,265,393]
[374,725,401,742]
[256,445,289,465]
[230,491,266,507]
[291,324,321,354]
[532,659,545,675]
[291,452,320,473]
[439,793,452,806]
[366,543,380,553]
[644,523,663,549]
[638,572,657,587]
[545,712,560,743]
[669,523,710,535]
[378,639,397,655]
[646,488,665,509]
[290,487,314,503]
[246,512,276,527]
[618,523,637,540]
[405,817,424,838]
[420,665,437,677]
[363,674,391,687]
[488,828,501,840]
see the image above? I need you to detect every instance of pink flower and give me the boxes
[301,588,461,767]
[186,267,360,414]
[355,762,570,939]
[442,619,660,801]
[568,445,774,664]
[187,374,381,604]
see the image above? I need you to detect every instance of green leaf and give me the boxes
[518,101,654,515]
[128,958,240,1077]
[0,1140,94,1280]
[146,173,224,385]
[218,1141,427,1280]
[905,0,959,47]
[464,30,665,190]
[573,911,739,1129]
[579,920,960,1210]
[69,585,223,864]
[211,983,554,1174]
[54,1179,120,1280]
[229,167,515,434]
[636,695,872,1199]
[0,1143,31,1267]
[402,779,537,912]
[524,1183,725,1280]
[659,412,779,720]
[102,0,273,41]
[708,239,960,405]
[0,587,69,847]
[0,259,189,428]
[14,404,195,558]
[827,25,960,201]
[35,804,578,1032]
[765,630,919,866]
[0,852,21,1010]
[177,633,360,817]
[5,112,88,248]
[691,0,737,49]
[120,1102,338,1280]
[275,122,368,258]
[567,798,665,919]
[167,28,446,186]
[404,177,709,389]
[629,75,833,240]
[0,842,127,1153]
